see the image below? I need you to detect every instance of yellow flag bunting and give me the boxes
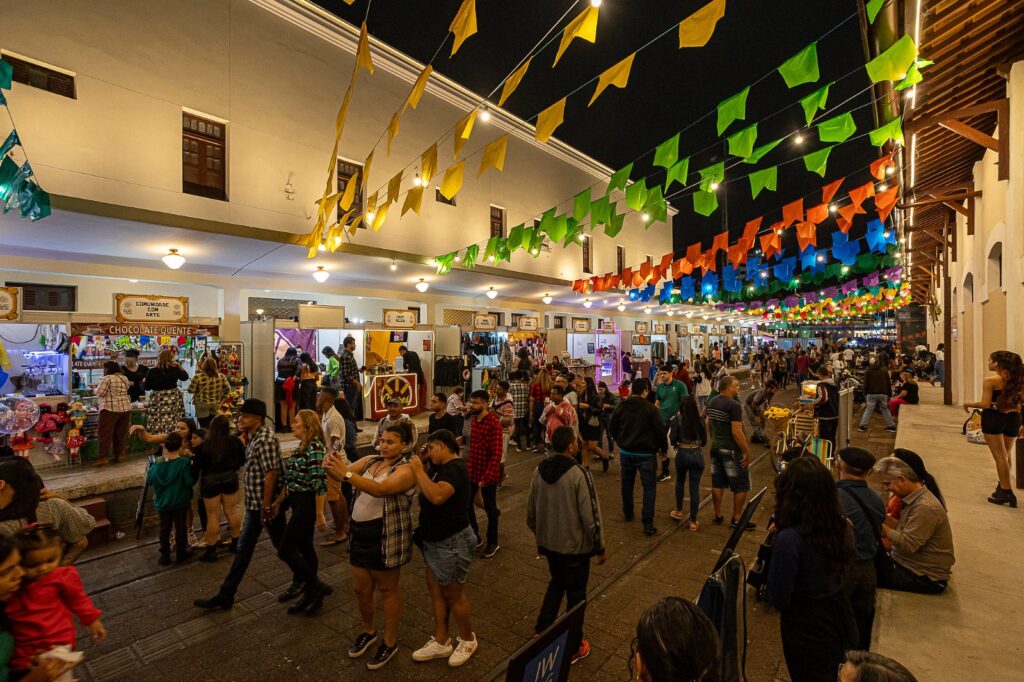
[421,144,437,184]
[553,5,599,67]
[678,0,727,48]
[478,134,509,178]
[589,53,635,106]
[499,58,532,107]
[454,109,477,159]
[449,0,478,56]
[535,98,566,143]
[440,162,465,200]
[356,22,375,74]
[404,65,432,112]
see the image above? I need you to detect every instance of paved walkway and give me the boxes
[873,384,1024,681]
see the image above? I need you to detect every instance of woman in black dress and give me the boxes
[298,352,320,412]
[276,347,300,432]
[577,377,608,471]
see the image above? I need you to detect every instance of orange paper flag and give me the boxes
[702,250,717,274]
[837,204,857,232]
[806,202,829,224]
[796,222,818,252]
[659,253,675,272]
[760,231,781,259]
[620,267,633,286]
[782,198,804,227]
[675,258,694,277]
[742,217,762,244]
[678,0,727,48]
[848,182,875,212]
[728,243,748,268]
[711,230,729,254]
[870,152,895,181]
[875,184,899,222]
[821,177,844,204]
[639,259,652,281]
[685,242,702,266]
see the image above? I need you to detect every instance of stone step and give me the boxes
[73,495,108,522]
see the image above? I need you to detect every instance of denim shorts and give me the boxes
[421,525,476,585]
[710,449,750,493]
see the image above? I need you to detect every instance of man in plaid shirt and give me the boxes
[338,336,361,417]
[509,372,532,451]
[466,389,503,558]
[194,399,299,610]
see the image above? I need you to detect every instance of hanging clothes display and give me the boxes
[434,356,464,388]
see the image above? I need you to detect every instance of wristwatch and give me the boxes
[344,471,354,480]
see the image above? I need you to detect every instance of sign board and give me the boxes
[0,287,21,322]
[516,316,539,332]
[571,318,591,333]
[114,294,188,323]
[383,309,418,329]
[635,321,649,334]
[70,322,220,337]
[599,318,614,332]
[473,313,498,331]
[654,324,665,334]
[505,601,584,682]
[298,303,346,329]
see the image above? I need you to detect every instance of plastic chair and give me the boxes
[806,437,834,471]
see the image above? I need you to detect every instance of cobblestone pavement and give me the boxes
[70,381,894,681]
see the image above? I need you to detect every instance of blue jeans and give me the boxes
[859,393,895,428]
[674,446,705,521]
[599,413,615,452]
[219,508,290,599]
[620,454,658,524]
[532,403,545,447]
[933,360,944,385]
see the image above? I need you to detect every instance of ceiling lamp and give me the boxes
[312,266,330,283]
[390,260,398,271]
[162,249,185,270]
[667,310,675,316]
[415,278,429,293]
[255,308,264,316]
[617,303,625,311]
[583,299,593,308]
[542,293,552,304]
[486,287,498,299]
[643,307,652,314]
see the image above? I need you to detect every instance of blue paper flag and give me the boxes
[700,273,719,296]
[774,256,797,282]
[678,276,695,300]
[722,264,741,292]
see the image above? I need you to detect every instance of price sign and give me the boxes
[517,317,539,331]
[571,318,591,333]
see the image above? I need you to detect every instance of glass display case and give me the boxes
[9,350,68,397]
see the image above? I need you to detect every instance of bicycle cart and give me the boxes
[765,406,835,474]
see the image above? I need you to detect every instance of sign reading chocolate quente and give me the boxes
[70,322,220,337]
[114,294,189,323]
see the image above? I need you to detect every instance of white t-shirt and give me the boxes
[321,406,346,451]
[934,349,944,362]
[843,348,854,362]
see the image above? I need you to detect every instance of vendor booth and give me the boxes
[567,320,622,387]
[462,314,508,391]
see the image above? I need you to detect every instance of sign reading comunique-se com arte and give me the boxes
[115,294,188,323]
[0,287,21,322]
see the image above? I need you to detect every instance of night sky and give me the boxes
[312,0,881,261]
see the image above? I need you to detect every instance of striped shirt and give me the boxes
[95,374,131,412]
[284,438,327,494]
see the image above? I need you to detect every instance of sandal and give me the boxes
[688,521,699,531]
[669,510,686,521]
[712,515,724,525]
[320,536,348,547]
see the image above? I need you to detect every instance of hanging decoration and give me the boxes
[553,4,600,67]
[678,0,728,48]
[0,60,51,221]
[448,0,479,56]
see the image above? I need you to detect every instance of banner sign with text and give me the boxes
[0,287,21,322]
[114,294,188,323]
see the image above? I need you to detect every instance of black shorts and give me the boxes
[981,409,1022,437]
[348,518,387,571]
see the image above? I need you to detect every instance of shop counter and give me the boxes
[365,372,420,419]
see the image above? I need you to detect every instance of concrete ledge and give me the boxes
[873,384,1024,680]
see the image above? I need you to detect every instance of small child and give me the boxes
[146,432,195,565]
[618,380,631,399]
[6,526,106,675]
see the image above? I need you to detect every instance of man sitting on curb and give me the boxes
[873,456,955,594]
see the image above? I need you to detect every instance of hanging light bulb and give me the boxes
[577,233,586,242]
[366,210,376,222]
[583,299,593,309]
[454,255,461,262]
[710,181,719,191]
[479,106,491,122]
[542,294,552,305]
[644,307,652,314]
[590,0,602,7]
[794,133,804,144]
[816,254,825,262]
[878,183,888,192]
[530,247,539,255]
[413,173,423,187]
[776,228,784,235]
[667,310,675,316]
[415,278,429,293]
[617,303,625,312]
[162,249,185,270]
[641,212,650,222]
[885,164,895,176]
[317,241,326,252]
[390,260,398,271]
[333,236,342,248]
[883,230,891,238]
[486,287,498,299]
[312,266,330,283]
[829,204,838,213]
[255,308,264,316]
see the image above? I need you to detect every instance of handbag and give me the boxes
[962,410,985,444]
[745,530,775,592]
[839,487,892,585]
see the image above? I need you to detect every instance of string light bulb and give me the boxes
[644,307,652,314]
[641,212,650,222]
[710,181,719,191]
[390,260,398,271]
[577,233,586,242]
[479,106,491,122]
[542,293,552,305]
[617,303,625,311]
[829,204,837,213]
[530,247,539,255]
[413,173,423,187]
[366,210,376,222]
[590,0,602,7]
[415,278,429,293]
[162,249,185,270]
[794,133,804,144]
[885,164,895,176]
[486,287,498,299]
[816,254,825,262]
[312,266,330,283]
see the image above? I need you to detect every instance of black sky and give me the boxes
[312,0,881,259]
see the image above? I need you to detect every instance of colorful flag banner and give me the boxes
[694,190,718,216]
[865,35,917,83]
[798,83,831,125]
[803,145,833,177]
[653,132,680,169]
[499,58,532,107]
[453,109,477,158]
[573,188,592,221]
[743,138,783,164]
[869,117,904,146]
[778,42,819,88]
[449,0,478,56]
[665,157,689,190]
[817,112,856,142]
[607,163,633,195]
[749,166,777,199]
[716,86,750,135]
[421,144,437,184]
[477,134,509,177]
[439,161,465,200]
[356,22,375,74]
[386,112,401,155]
[727,123,758,158]
[535,98,566,143]
[698,162,725,192]
[404,65,433,111]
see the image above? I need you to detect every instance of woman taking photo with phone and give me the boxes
[963,350,1024,507]
[324,422,417,670]
[407,429,478,668]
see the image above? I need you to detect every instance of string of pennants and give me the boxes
[0,59,51,221]
[741,284,912,322]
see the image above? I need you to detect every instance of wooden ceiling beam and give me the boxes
[938,119,998,152]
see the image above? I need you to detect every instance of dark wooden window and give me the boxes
[2,54,75,99]
[582,236,592,274]
[406,306,420,323]
[182,112,226,201]
[617,245,625,272]
[510,313,522,327]
[553,316,565,329]
[6,282,76,312]
[435,188,456,206]
[489,206,505,238]
[337,159,364,225]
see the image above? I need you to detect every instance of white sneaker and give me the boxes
[412,637,453,662]
[448,635,478,667]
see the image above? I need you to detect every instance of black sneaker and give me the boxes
[857,426,868,432]
[277,581,305,602]
[657,473,672,483]
[366,641,398,670]
[886,426,897,432]
[482,544,500,558]
[348,632,378,658]
[157,555,171,566]
[731,519,757,531]
[193,593,233,610]
[988,488,1019,508]
[712,515,724,525]
[643,524,657,536]
[199,546,217,563]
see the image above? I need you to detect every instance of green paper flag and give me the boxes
[894,62,923,91]
[866,35,918,83]
[496,238,512,263]
[665,157,690,190]
[727,124,758,159]
[573,188,592,221]
[817,112,856,142]
[605,202,625,237]
[435,252,456,275]
[0,60,11,90]
[507,224,524,253]
[527,229,544,256]
[591,195,611,225]
[563,219,583,248]
[483,236,500,262]
[803,146,833,177]
[749,166,777,199]
[716,86,750,136]
[653,133,680,169]
[693,190,718,216]
[778,43,819,88]
[869,118,904,146]
[625,179,648,211]
[698,162,724,192]
[607,163,633,195]
[546,214,568,243]
[866,0,884,23]
[463,244,479,269]
[798,83,831,125]
[644,186,668,224]
[742,138,783,164]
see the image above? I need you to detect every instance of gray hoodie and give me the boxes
[527,454,604,558]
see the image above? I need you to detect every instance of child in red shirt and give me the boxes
[6,526,107,673]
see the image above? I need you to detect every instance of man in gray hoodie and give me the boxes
[527,426,606,665]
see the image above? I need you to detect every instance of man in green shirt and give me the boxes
[322,346,340,386]
[654,367,688,482]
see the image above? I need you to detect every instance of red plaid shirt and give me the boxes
[467,412,503,485]
[529,381,546,404]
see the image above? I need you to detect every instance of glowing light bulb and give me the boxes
[390,260,398,271]
[829,204,837,213]
[886,165,895,176]
[486,287,498,299]
[644,307,652,314]
[312,266,330,283]
[162,249,185,269]
[366,210,376,222]
[878,183,888,192]
[583,299,593,309]
[487,255,495,262]
[415,279,429,293]
[530,247,539,255]
[542,294,552,305]
[794,133,804,144]
[816,254,825,262]
[577,233,585,242]
[255,308,264,316]
[479,106,491,122]
[413,174,423,187]
[454,255,461,262]
[883,231,891,238]
[590,0,602,7]
[710,182,719,191]
[776,228,784,235]
[641,212,650,222]
[617,303,625,312]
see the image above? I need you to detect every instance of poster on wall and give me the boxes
[0,287,21,322]
[383,309,417,329]
[473,313,498,331]
[571,318,591,333]
[635,321,649,334]
[114,294,189,323]
[517,316,539,331]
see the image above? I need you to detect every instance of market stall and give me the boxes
[462,315,508,391]
[508,328,547,368]
[363,326,434,418]
[568,323,622,386]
